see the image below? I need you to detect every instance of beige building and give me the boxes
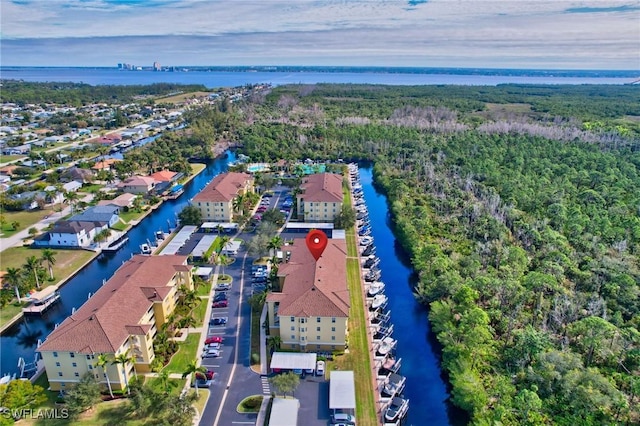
[38,255,192,392]
[193,172,254,222]
[266,237,350,351]
[296,173,343,222]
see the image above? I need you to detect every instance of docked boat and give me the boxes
[140,243,154,255]
[361,244,376,256]
[364,269,381,282]
[382,373,406,397]
[103,235,129,252]
[22,287,61,315]
[376,336,396,356]
[379,356,402,375]
[370,294,388,310]
[371,309,391,325]
[367,281,385,296]
[363,256,379,269]
[384,396,410,422]
[359,236,374,246]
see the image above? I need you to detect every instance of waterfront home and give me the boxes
[118,175,156,194]
[149,170,179,183]
[193,172,254,222]
[97,193,137,209]
[266,236,350,351]
[44,181,82,204]
[70,205,120,228]
[92,158,121,172]
[38,255,193,391]
[34,220,108,248]
[296,173,344,222]
[61,166,95,183]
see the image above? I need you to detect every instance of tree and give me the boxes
[64,373,102,419]
[177,205,202,226]
[568,316,619,367]
[40,248,57,280]
[267,335,282,353]
[10,221,20,231]
[112,349,135,395]
[4,267,23,303]
[95,353,114,399]
[334,204,356,229]
[269,371,300,397]
[232,194,244,215]
[63,190,79,214]
[0,379,47,419]
[182,361,207,396]
[24,256,42,289]
[268,236,284,256]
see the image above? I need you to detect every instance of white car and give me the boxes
[316,360,325,377]
[204,342,221,350]
[202,349,220,358]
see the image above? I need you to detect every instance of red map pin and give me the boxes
[305,230,328,261]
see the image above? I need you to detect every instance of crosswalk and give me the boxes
[260,375,271,395]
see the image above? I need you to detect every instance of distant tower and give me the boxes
[153,61,161,71]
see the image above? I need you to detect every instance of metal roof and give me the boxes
[159,225,197,255]
[285,222,334,230]
[329,370,356,409]
[268,398,299,426]
[191,235,218,258]
[270,352,316,370]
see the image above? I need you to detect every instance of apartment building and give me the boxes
[38,255,192,391]
[193,172,254,222]
[296,173,343,222]
[266,237,350,351]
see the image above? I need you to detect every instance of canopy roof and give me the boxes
[329,370,356,409]
[270,352,316,370]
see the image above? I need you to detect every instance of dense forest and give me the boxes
[0,80,207,105]
[225,83,640,425]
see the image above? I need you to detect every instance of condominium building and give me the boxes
[266,237,350,351]
[296,173,343,222]
[38,255,192,391]
[193,172,254,222]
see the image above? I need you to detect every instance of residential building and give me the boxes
[70,205,120,228]
[266,237,350,351]
[38,255,193,391]
[92,158,121,172]
[192,172,254,222]
[118,175,156,194]
[296,173,343,222]
[149,170,178,183]
[97,193,137,209]
[34,220,108,247]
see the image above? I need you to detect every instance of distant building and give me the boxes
[38,255,193,391]
[153,62,161,71]
[192,172,254,222]
[296,173,344,222]
[266,237,350,351]
[69,205,120,227]
[118,175,156,194]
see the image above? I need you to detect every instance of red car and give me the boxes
[256,206,267,212]
[195,370,215,380]
[205,336,223,344]
[212,300,228,308]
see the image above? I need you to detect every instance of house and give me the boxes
[34,220,108,248]
[10,191,44,210]
[118,175,156,194]
[1,144,30,155]
[61,167,94,184]
[38,255,193,391]
[296,173,344,222]
[92,158,121,172]
[149,170,178,183]
[94,133,122,145]
[266,237,350,351]
[70,205,120,228]
[97,193,137,209]
[192,172,254,222]
[43,181,82,204]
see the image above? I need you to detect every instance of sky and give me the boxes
[1,0,639,69]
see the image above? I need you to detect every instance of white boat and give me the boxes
[371,294,388,310]
[377,336,396,356]
[384,396,410,422]
[359,236,374,246]
[103,235,129,252]
[140,243,153,255]
[367,281,385,296]
[22,287,61,314]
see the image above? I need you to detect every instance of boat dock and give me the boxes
[22,287,61,315]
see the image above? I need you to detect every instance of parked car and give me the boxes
[331,413,356,424]
[215,283,231,291]
[316,360,325,376]
[202,349,220,358]
[210,317,227,326]
[205,336,223,344]
[213,293,227,302]
[195,370,215,380]
[212,300,228,308]
[256,206,267,213]
[192,379,213,388]
[204,342,221,350]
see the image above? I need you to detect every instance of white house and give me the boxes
[34,220,108,248]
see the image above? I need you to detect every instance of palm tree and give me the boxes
[24,256,42,289]
[178,285,198,309]
[111,349,135,395]
[182,361,207,396]
[157,369,170,394]
[232,194,244,214]
[218,235,231,255]
[63,190,79,214]
[4,267,23,303]
[40,248,57,280]
[268,236,284,257]
[217,254,229,275]
[96,354,114,399]
[267,335,282,353]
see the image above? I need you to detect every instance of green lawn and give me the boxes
[0,207,56,237]
[163,333,201,375]
[111,221,128,231]
[144,376,185,396]
[192,389,210,417]
[192,299,207,324]
[117,209,146,224]
[0,247,96,328]
[250,304,261,366]
[0,154,26,163]
[195,280,212,297]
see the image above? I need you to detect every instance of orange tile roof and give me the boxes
[92,158,121,170]
[38,255,190,354]
[300,173,343,203]
[268,238,350,317]
[193,172,253,203]
[150,170,177,182]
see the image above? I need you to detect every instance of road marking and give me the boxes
[231,422,255,424]
[213,252,248,426]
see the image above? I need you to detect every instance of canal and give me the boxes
[359,166,456,425]
[0,151,237,377]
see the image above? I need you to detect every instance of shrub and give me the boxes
[251,353,260,364]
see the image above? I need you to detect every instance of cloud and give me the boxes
[1,0,638,69]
